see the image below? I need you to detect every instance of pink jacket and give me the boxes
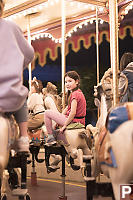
[0,19,34,112]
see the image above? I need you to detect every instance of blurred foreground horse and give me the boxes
[0,114,29,200]
[87,68,133,200]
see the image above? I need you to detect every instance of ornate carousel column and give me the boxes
[109,0,119,106]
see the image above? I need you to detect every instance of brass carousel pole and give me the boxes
[27,14,32,91]
[26,13,37,186]
[61,0,66,110]
[109,0,119,106]
[96,7,101,183]
[96,6,100,119]
[60,0,67,199]
[96,6,99,85]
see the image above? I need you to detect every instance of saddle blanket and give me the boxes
[66,122,85,129]
[107,102,133,134]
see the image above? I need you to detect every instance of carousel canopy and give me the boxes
[3,0,133,40]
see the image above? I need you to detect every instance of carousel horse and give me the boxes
[43,82,91,174]
[0,113,29,200]
[86,68,133,200]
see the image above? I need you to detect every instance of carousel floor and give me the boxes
[6,177,113,200]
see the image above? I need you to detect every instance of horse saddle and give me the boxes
[28,129,42,143]
[53,123,85,147]
[66,122,85,130]
[28,123,45,144]
[95,126,117,167]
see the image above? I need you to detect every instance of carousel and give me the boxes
[0,0,133,200]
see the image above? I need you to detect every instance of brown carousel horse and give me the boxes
[86,68,133,200]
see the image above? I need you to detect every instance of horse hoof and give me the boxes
[47,165,60,173]
[1,194,7,200]
[44,141,57,147]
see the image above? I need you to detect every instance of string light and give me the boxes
[124,2,133,15]
[59,38,62,43]
[31,16,106,43]
[4,0,59,20]
[4,0,132,43]
[99,7,104,12]
[91,6,95,10]
[84,21,88,26]
[50,1,54,6]
[74,27,77,32]
[100,20,104,24]
[90,19,93,24]
[125,9,128,15]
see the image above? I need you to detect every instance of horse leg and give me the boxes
[111,181,121,200]
[76,149,84,176]
[68,148,87,176]
[1,170,8,195]
[51,155,62,165]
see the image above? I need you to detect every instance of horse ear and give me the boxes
[94,98,101,108]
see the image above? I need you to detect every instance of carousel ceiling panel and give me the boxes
[3,0,133,39]
[3,0,107,36]
[4,0,30,10]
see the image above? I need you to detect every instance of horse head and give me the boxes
[94,68,113,112]
[95,67,128,111]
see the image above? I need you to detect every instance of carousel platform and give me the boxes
[6,177,112,200]
[3,143,113,200]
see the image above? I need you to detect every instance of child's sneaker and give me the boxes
[16,136,29,152]
[45,134,56,146]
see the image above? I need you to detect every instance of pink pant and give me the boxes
[44,110,67,134]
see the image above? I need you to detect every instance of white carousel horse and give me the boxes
[86,68,133,200]
[56,126,91,172]
[43,84,91,174]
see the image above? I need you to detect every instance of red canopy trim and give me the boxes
[31,24,133,69]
